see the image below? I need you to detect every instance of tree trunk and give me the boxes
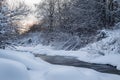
[49,0,55,31]
[106,0,115,27]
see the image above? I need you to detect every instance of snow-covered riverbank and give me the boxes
[0,49,120,80]
[13,29,120,71]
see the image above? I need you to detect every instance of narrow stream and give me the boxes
[35,54,120,75]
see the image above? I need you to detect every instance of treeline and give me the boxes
[35,0,120,33]
[30,0,120,50]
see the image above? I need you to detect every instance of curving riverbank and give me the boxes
[35,54,120,75]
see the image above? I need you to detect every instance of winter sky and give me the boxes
[6,0,42,8]
[24,0,42,6]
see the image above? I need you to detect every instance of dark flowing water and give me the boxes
[35,54,120,75]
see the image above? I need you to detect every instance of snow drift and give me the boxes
[0,58,29,80]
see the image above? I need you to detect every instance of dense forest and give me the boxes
[0,0,120,50]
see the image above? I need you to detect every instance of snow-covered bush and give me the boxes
[81,29,120,55]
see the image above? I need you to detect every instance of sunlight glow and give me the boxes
[17,15,39,34]
[5,0,42,34]
[24,0,42,6]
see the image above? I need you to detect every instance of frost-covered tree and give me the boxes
[0,1,11,48]
[0,0,29,48]
[99,0,120,28]
[36,0,56,32]
[35,0,120,50]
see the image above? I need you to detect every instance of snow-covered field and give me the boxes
[0,49,120,80]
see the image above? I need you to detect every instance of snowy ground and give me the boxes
[14,44,120,70]
[0,58,29,80]
[0,49,120,80]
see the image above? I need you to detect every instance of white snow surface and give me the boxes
[0,49,120,80]
[0,58,29,80]
[0,49,50,70]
